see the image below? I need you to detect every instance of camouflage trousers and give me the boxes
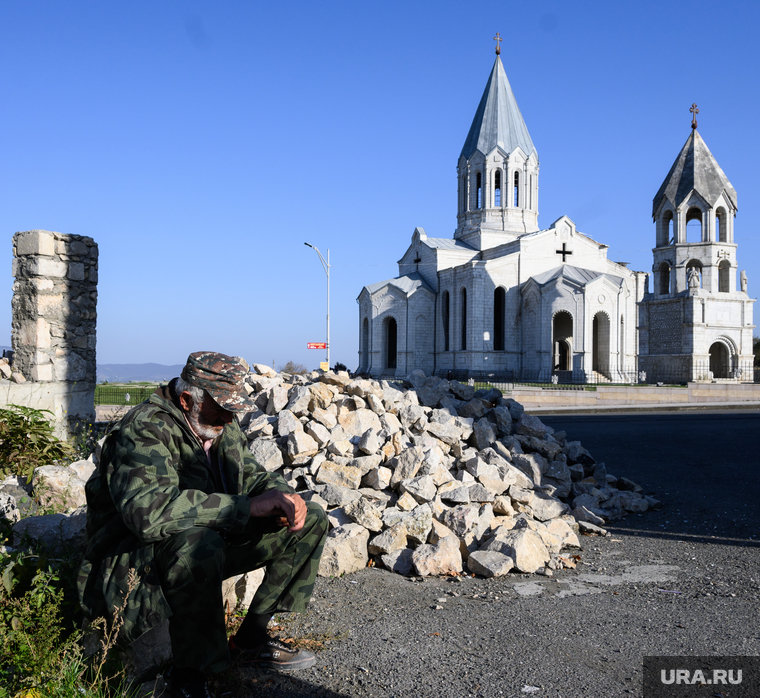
[153,501,327,674]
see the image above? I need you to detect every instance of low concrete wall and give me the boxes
[0,380,93,439]
[510,381,760,410]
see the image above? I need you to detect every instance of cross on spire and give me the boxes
[690,103,699,130]
[493,32,502,55]
[556,243,573,262]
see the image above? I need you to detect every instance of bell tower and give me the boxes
[651,104,739,297]
[639,105,754,382]
[455,37,539,250]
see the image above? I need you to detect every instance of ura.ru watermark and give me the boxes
[644,656,759,696]
[660,668,742,685]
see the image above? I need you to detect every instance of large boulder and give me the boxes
[318,524,369,577]
[411,534,463,577]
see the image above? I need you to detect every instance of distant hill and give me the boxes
[97,363,184,383]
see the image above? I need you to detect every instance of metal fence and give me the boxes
[94,386,156,406]
[437,361,760,389]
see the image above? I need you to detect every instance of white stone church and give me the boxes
[357,50,754,382]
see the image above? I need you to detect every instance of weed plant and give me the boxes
[0,405,74,481]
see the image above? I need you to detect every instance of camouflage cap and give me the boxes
[180,351,255,412]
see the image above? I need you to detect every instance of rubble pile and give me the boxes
[1,367,660,583]
[238,366,659,578]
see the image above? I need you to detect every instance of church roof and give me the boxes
[422,237,476,252]
[531,264,624,289]
[364,272,434,296]
[652,129,737,217]
[460,56,536,161]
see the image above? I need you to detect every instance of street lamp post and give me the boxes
[304,242,330,369]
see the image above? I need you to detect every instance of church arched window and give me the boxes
[460,288,467,350]
[718,260,730,292]
[660,211,674,247]
[442,291,450,351]
[686,207,703,243]
[361,317,369,371]
[493,287,505,351]
[384,317,397,369]
[476,172,482,209]
[494,170,501,207]
[658,262,671,296]
[716,207,727,243]
[513,171,519,207]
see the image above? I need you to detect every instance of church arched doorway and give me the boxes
[384,317,397,370]
[709,341,730,379]
[592,312,611,379]
[361,317,369,371]
[552,311,573,372]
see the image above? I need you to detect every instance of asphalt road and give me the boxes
[217,410,760,698]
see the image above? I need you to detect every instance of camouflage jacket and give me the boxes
[77,381,292,644]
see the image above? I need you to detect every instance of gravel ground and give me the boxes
[203,410,760,698]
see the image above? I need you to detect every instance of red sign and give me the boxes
[307,342,327,349]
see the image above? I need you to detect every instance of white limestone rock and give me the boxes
[412,534,463,577]
[276,409,302,437]
[0,493,20,523]
[68,459,96,483]
[318,523,369,577]
[515,413,554,440]
[286,431,319,465]
[399,475,437,503]
[315,461,362,490]
[527,491,569,522]
[252,363,278,377]
[437,481,470,504]
[267,385,290,415]
[286,385,313,416]
[343,497,383,532]
[311,407,338,430]
[338,409,382,440]
[13,507,87,551]
[471,417,497,451]
[388,446,425,488]
[305,421,332,448]
[368,523,408,555]
[362,466,392,490]
[249,438,285,472]
[481,528,550,574]
[380,548,414,575]
[440,505,479,537]
[318,371,352,388]
[358,429,381,455]
[467,550,514,578]
[396,491,418,511]
[318,483,362,507]
[32,465,86,511]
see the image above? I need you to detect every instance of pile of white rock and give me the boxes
[239,366,659,579]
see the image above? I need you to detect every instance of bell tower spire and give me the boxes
[455,43,539,250]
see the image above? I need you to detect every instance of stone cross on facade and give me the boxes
[690,103,699,130]
[493,32,502,55]
[717,249,730,260]
[556,242,573,262]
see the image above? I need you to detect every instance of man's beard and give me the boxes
[187,403,225,441]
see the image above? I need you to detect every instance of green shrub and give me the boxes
[0,405,74,481]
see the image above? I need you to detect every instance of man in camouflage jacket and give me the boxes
[78,352,328,697]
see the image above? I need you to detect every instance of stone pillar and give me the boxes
[11,230,98,429]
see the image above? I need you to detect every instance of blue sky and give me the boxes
[1,0,758,371]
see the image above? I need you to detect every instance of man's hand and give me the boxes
[248,490,307,532]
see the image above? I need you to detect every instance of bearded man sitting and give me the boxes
[78,352,328,698]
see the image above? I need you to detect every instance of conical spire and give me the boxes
[460,55,536,161]
[652,129,737,217]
